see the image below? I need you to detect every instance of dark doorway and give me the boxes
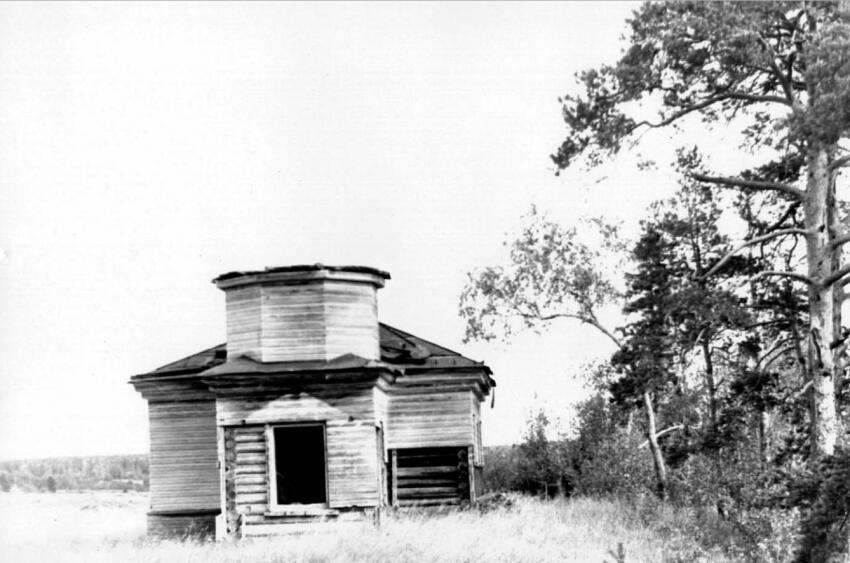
[272,425,327,505]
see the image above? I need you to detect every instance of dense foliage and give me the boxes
[463,2,850,560]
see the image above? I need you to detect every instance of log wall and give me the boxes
[392,446,470,506]
[216,385,379,536]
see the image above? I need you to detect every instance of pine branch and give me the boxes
[751,270,814,285]
[756,34,795,103]
[632,91,791,134]
[822,264,850,288]
[758,337,795,369]
[702,228,810,279]
[830,232,850,248]
[762,346,797,371]
[781,380,812,404]
[692,173,805,200]
[830,155,850,172]
[765,202,800,232]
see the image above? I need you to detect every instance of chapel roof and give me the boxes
[136,323,491,379]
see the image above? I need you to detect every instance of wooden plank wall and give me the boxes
[149,401,220,512]
[260,283,331,362]
[217,385,379,527]
[319,281,379,361]
[386,390,476,449]
[147,400,219,537]
[373,387,388,433]
[393,447,469,506]
[224,281,380,363]
[225,285,262,360]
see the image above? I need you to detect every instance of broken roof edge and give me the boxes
[129,355,400,387]
[212,264,391,288]
[380,322,489,367]
[132,323,493,382]
[138,342,226,376]
[198,353,398,377]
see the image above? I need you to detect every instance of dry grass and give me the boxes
[0,491,742,562]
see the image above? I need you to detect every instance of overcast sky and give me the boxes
[0,2,756,460]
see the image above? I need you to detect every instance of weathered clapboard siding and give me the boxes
[321,280,380,360]
[373,387,389,430]
[146,401,220,536]
[134,265,496,540]
[386,391,476,449]
[222,276,381,363]
[225,285,262,360]
[261,284,332,362]
[218,386,380,521]
[262,282,379,362]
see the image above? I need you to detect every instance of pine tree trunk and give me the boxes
[758,410,769,465]
[804,144,839,459]
[643,390,668,500]
[702,337,717,427]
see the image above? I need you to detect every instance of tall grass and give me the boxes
[0,491,779,562]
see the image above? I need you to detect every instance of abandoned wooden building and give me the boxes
[131,264,495,538]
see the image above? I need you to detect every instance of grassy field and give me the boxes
[0,491,754,563]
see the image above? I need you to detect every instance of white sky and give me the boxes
[0,2,762,460]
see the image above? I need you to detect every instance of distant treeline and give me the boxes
[0,454,149,492]
[0,449,521,494]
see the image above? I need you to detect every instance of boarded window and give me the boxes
[271,425,327,505]
[393,447,468,505]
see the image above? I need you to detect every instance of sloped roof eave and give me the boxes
[131,323,494,385]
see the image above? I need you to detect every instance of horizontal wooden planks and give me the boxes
[217,386,375,426]
[222,279,381,363]
[149,401,219,511]
[226,285,262,359]
[261,281,379,362]
[386,391,476,449]
[222,387,381,535]
[393,447,469,506]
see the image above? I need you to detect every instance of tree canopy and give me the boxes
[461,2,850,560]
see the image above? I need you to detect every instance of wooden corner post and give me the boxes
[390,449,398,506]
[468,446,475,503]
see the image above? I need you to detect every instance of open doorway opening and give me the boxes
[270,424,327,506]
